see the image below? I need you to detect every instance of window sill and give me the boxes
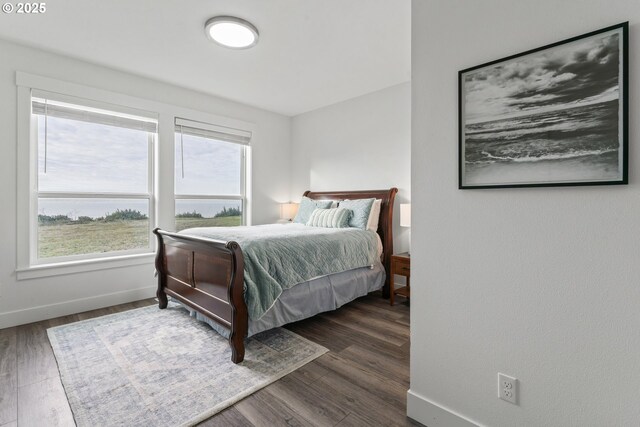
[16,252,155,280]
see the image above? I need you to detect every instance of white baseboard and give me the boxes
[407,389,482,427]
[0,286,156,329]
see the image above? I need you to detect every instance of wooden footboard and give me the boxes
[153,228,248,363]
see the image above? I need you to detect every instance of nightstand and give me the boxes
[390,252,410,306]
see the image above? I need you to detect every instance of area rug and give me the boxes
[47,303,328,427]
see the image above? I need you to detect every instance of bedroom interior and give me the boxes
[0,0,639,426]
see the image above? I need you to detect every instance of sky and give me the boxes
[38,116,149,193]
[37,115,242,218]
[174,133,241,196]
[463,30,621,124]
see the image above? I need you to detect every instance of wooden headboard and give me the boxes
[303,188,398,298]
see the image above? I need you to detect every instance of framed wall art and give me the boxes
[459,22,628,189]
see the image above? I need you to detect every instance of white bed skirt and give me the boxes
[176,260,385,338]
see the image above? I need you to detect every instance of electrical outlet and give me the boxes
[498,373,518,404]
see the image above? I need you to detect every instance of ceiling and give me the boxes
[0,0,411,116]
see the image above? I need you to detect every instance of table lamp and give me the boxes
[400,203,411,255]
[280,203,299,222]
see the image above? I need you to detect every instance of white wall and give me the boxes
[410,1,640,426]
[291,82,411,253]
[0,39,291,328]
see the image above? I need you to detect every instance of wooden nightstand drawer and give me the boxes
[395,264,410,275]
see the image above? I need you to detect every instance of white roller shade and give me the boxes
[32,99,157,133]
[175,117,252,145]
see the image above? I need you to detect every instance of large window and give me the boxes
[31,92,157,262]
[174,118,250,231]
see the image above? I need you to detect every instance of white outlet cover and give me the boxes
[498,373,518,404]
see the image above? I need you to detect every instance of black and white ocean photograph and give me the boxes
[459,24,627,188]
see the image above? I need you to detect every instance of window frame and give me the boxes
[174,119,251,230]
[29,91,157,265]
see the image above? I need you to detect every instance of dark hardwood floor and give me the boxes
[0,292,419,427]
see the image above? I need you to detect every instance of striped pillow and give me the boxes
[293,197,333,224]
[306,208,351,228]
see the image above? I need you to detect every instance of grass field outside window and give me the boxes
[38,216,241,258]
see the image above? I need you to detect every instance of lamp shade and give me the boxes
[400,203,411,227]
[280,203,299,220]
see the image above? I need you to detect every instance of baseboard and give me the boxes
[0,286,156,329]
[407,389,482,427]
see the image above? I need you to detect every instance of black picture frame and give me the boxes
[459,22,628,189]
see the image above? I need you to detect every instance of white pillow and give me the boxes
[366,199,382,231]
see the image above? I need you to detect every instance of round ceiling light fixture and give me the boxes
[205,16,259,49]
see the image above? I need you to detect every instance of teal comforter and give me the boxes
[180,223,379,320]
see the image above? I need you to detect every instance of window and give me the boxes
[16,73,255,278]
[31,92,157,262]
[174,118,250,231]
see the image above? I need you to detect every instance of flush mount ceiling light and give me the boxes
[205,16,259,49]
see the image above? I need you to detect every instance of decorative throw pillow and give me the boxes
[293,197,333,224]
[366,199,382,231]
[306,208,351,228]
[339,198,376,230]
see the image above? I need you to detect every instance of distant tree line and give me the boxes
[175,207,242,219]
[175,211,203,219]
[38,209,148,225]
[39,206,242,226]
[214,207,242,218]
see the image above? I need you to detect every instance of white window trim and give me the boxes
[16,253,156,281]
[16,72,255,279]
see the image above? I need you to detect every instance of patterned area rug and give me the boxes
[47,304,327,426]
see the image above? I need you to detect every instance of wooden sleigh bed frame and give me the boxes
[153,188,398,363]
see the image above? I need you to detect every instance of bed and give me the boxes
[153,188,398,363]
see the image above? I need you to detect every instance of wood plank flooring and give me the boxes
[0,292,420,427]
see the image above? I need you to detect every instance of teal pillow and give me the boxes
[306,208,351,228]
[339,198,375,229]
[293,197,333,224]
